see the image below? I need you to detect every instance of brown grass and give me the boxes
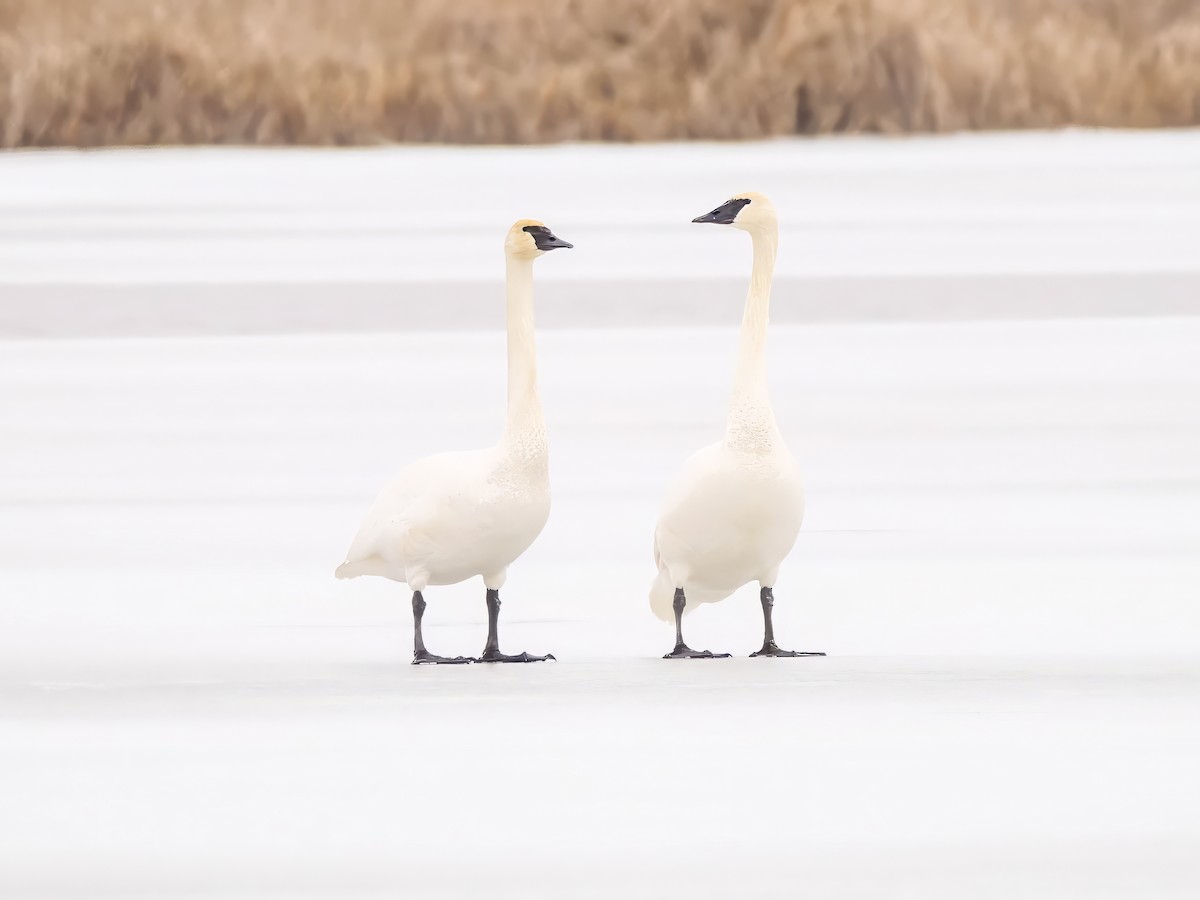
[1,0,1198,147]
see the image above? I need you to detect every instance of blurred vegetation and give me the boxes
[0,0,1197,146]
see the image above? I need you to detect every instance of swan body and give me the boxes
[650,439,803,619]
[334,444,550,590]
[336,219,571,663]
[650,193,821,659]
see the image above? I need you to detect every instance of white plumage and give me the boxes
[650,193,822,659]
[334,446,551,590]
[337,219,571,664]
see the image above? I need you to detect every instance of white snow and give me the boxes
[1,133,1199,898]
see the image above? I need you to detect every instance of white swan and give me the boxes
[649,193,824,659]
[335,219,572,664]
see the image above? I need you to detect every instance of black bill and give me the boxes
[523,224,574,250]
[692,197,751,225]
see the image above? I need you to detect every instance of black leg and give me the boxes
[477,589,555,663]
[750,587,825,658]
[663,588,731,659]
[411,591,472,665]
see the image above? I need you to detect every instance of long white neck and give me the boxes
[502,255,546,454]
[727,220,780,449]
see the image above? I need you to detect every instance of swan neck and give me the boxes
[503,255,544,445]
[724,222,780,453]
[733,224,778,394]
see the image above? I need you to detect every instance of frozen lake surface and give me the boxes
[1,130,1199,336]
[1,133,1199,897]
[2,317,1199,898]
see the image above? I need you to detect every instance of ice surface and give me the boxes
[2,132,1199,897]
[2,314,1199,898]
[2,130,1199,337]
[2,130,1199,283]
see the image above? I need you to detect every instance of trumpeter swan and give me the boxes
[650,193,824,660]
[336,220,572,664]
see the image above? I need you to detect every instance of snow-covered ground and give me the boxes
[1,134,1199,898]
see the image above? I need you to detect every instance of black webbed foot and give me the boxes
[751,588,825,658]
[663,644,732,660]
[410,592,471,664]
[478,589,555,663]
[412,651,474,665]
[477,650,556,664]
[750,641,825,658]
[663,588,730,659]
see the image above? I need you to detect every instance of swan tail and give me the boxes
[336,554,403,581]
[335,560,366,579]
[649,569,676,623]
[650,572,736,621]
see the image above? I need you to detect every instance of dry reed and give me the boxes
[1,0,1198,147]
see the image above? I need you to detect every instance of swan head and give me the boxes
[506,219,574,260]
[691,192,775,233]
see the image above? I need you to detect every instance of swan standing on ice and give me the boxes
[336,220,572,664]
[650,193,825,660]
